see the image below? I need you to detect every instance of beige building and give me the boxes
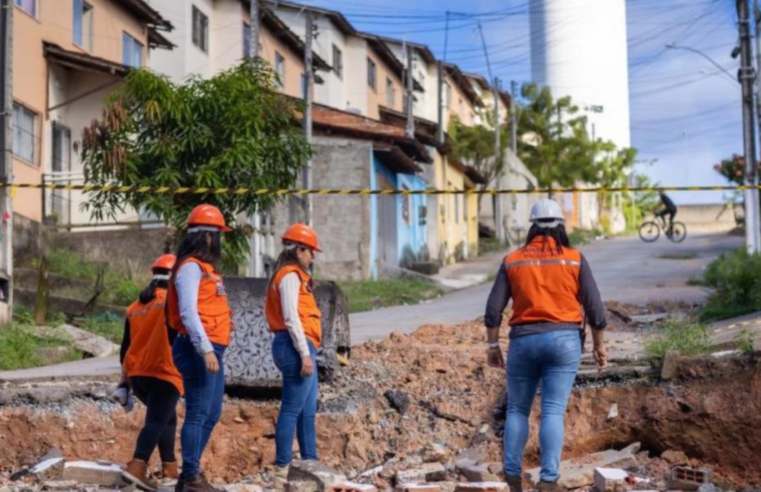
[12,0,172,225]
[465,72,510,128]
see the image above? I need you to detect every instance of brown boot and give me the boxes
[162,462,180,480]
[537,480,567,492]
[506,476,523,492]
[125,459,159,491]
[183,474,211,492]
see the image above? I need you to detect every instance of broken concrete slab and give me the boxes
[455,461,498,483]
[526,443,641,489]
[225,484,264,492]
[40,481,79,491]
[62,461,125,487]
[37,325,119,358]
[630,313,669,324]
[422,444,450,464]
[31,458,65,481]
[594,468,628,492]
[329,483,379,492]
[285,483,318,492]
[454,483,507,492]
[288,461,347,492]
[395,485,441,492]
[395,464,447,485]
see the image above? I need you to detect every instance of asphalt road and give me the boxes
[0,232,742,380]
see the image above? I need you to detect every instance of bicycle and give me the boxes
[638,214,687,243]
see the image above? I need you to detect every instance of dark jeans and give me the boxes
[172,335,226,478]
[656,208,676,231]
[272,332,318,467]
[130,376,180,463]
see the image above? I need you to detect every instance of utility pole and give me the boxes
[303,11,314,227]
[405,44,414,138]
[247,0,260,277]
[737,0,760,253]
[0,0,13,319]
[438,12,450,144]
[493,77,504,243]
[510,80,518,212]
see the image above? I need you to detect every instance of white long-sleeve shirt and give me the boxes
[279,272,311,358]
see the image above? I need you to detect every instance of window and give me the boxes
[458,98,464,120]
[243,23,251,59]
[14,0,36,17]
[73,0,93,51]
[367,58,377,90]
[444,82,451,108]
[192,6,209,53]
[301,73,308,99]
[122,32,143,67]
[12,103,38,164]
[386,77,395,107]
[275,51,285,89]
[332,45,343,79]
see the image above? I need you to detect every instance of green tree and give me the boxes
[516,83,597,189]
[80,61,311,270]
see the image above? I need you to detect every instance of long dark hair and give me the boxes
[139,268,171,304]
[524,222,570,254]
[268,244,302,288]
[170,230,222,280]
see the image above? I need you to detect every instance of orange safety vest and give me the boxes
[265,265,322,348]
[166,258,233,347]
[124,288,184,394]
[505,236,583,327]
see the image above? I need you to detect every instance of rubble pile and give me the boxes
[1,320,760,489]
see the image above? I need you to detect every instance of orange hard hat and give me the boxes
[283,224,322,252]
[186,204,232,232]
[151,254,176,271]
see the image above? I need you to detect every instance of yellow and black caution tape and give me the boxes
[5,183,759,195]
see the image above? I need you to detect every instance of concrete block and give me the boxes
[594,468,628,492]
[395,485,441,492]
[31,458,65,481]
[667,467,713,491]
[527,443,640,489]
[454,483,508,492]
[395,464,448,485]
[63,461,125,487]
[288,461,347,492]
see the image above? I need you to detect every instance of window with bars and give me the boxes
[14,0,36,17]
[122,32,143,67]
[243,23,251,59]
[192,6,209,53]
[13,103,38,165]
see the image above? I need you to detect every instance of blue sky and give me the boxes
[307,0,741,204]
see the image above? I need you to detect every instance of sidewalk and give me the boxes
[431,248,508,290]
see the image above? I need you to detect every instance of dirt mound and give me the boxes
[1,321,760,488]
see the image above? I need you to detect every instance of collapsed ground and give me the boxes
[1,307,760,490]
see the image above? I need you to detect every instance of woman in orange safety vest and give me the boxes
[120,254,182,491]
[265,224,323,487]
[484,199,608,492]
[166,204,233,492]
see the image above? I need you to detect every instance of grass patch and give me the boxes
[568,228,603,247]
[697,248,761,322]
[478,238,508,256]
[735,329,755,354]
[0,318,81,371]
[686,277,704,286]
[79,312,124,344]
[644,319,711,360]
[338,278,443,313]
[658,252,697,260]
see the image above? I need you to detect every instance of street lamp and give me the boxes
[665,43,737,84]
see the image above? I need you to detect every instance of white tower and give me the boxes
[529,0,631,149]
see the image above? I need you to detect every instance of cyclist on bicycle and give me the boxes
[654,191,677,235]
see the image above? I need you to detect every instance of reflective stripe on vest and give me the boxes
[124,289,183,395]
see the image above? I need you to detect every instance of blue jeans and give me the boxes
[272,332,318,467]
[172,334,226,478]
[504,330,581,482]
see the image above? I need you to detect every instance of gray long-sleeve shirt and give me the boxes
[484,253,607,338]
[175,262,215,356]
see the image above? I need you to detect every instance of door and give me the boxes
[51,123,71,221]
[376,173,398,268]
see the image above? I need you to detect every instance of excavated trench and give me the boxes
[0,323,759,489]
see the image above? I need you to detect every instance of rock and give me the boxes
[607,404,619,420]
[384,391,411,415]
[395,464,447,485]
[697,484,720,492]
[319,396,360,415]
[594,468,628,492]
[329,483,378,492]
[37,325,118,358]
[429,484,455,492]
[526,443,641,489]
[455,461,498,483]
[120,484,137,492]
[288,461,347,492]
[63,461,125,487]
[630,313,669,324]
[661,351,680,381]
[395,486,441,492]
[31,458,65,481]
[661,450,690,466]
[285,483,318,492]
[422,444,449,464]
[41,481,79,491]
[454,483,507,492]
[225,484,262,492]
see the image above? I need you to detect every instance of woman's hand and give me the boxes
[487,347,505,368]
[301,356,314,377]
[593,344,608,371]
[204,352,220,374]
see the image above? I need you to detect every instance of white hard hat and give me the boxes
[529,199,565,229]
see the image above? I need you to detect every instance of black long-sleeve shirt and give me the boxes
[484,253,607,338]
